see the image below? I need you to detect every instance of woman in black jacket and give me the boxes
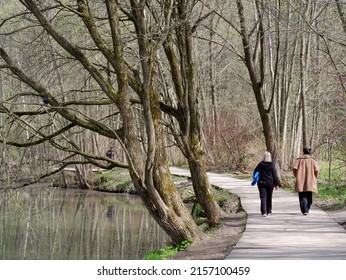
[253,151,280,217]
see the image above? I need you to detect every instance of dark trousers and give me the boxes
[298,192,313,214]
[258,184,274,215]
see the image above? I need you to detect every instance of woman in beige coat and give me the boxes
[292,147,319,215]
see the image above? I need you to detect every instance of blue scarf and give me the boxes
[251,171,260,186]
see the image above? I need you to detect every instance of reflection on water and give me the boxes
[0,186,169,260]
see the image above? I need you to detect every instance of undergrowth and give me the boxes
[315,183,346,210]
[144,239,193,260]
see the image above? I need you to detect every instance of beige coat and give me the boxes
[292,155,319,193]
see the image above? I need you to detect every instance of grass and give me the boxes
[91,168,136,193]
[318,160,345,182]
[144,239,193,260]
[314,183,346,210]
[318,183,346,199]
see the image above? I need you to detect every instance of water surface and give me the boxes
[0,186,169,260]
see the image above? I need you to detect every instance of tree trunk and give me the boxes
[75,164,90,189]
[236,0,277,160]
[299,1,312,148]
[209,16,218,146]
[128,0,203,243]
[336,0,346,34]
[163,1,222,225]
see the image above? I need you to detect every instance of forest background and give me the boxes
[0,0,345,244]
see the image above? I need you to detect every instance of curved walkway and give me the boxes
[170,167,346,260]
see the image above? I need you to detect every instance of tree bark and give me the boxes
[236,0,277,160]
[162,1,222,226]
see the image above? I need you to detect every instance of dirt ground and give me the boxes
[171,211,246,260]
[171,182,346,260]
[326,209,346,230]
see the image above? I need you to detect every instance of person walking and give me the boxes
[292,147,319,215]
[106,147,115,159]
[253,151,281,217]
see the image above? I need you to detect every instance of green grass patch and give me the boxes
[171,174,190,183]
[318,183,346,200]
[214,188,233,205]
[318,160,346,182]
[315,183,346,210]
[144,239,193,260]
[91,168,136,193]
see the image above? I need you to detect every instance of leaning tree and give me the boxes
[0,0,210,244]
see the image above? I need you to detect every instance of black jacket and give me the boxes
[254,161,280,187]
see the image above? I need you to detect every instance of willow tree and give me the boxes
[160,0,222,225]
[0,0,204,244]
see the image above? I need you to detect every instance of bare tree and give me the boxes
[235,0,277,161]
[0,0,204,244]
[159,0,222,225]
[336,0,346,34]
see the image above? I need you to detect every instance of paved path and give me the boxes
[170,167,346,260]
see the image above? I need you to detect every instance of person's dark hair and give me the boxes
[303,147,311,154]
